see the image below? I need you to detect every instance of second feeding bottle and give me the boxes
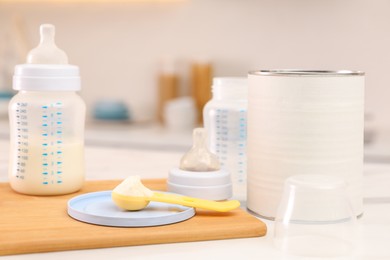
[203,77,248,201]
[8,24,86,195]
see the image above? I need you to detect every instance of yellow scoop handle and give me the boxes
[151,192,240,212]
[112,191,240,212]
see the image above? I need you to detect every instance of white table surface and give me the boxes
[1,138,390,260]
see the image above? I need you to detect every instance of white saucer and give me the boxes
[67,191,195,227]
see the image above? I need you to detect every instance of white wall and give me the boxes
[1,0,389,128]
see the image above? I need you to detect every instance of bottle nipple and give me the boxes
[180,128,220,172]
[27,24,68,64]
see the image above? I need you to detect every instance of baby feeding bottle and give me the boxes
[203,77,248,201]
[8,24,86,195]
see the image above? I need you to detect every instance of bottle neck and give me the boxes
[212,84,248,100]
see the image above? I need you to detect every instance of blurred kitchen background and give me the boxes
[0,0,389,160]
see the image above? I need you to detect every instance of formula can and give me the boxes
[247,70,365,219]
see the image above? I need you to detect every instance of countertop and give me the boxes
[1,126,390,259]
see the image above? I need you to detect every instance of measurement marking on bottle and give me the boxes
[55,102,63,184]
[211,108,248,188]
[14,102,29,180]
[39,102,64,185]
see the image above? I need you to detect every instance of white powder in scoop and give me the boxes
[113,176,154,197]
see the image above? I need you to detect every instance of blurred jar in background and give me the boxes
[190,59,213,124]
[157,56,179,124]
[164,96,197,132]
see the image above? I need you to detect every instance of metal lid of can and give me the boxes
[248,70,365,76]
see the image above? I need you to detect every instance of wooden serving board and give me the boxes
[0,179,267,256]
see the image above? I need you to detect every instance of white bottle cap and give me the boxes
[212,77,248,100]
[13,24,80,91]
[167,168,233,201]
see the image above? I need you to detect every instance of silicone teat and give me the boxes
[27,24,68,64]
[180,128,220,172]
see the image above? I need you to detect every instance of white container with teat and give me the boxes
[167,128,232,200]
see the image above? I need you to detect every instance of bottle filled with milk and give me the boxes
[8,24,86,195]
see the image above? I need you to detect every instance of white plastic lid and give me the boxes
[167,168,232,200]
[212,77,248,100]
[13,24,80,91]
[169,167,231,186]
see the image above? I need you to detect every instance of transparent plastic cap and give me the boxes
[180,128,220,172]
[27,24,68,64]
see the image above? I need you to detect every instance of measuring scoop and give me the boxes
[112,176,240,212]
[112,191,240,212]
